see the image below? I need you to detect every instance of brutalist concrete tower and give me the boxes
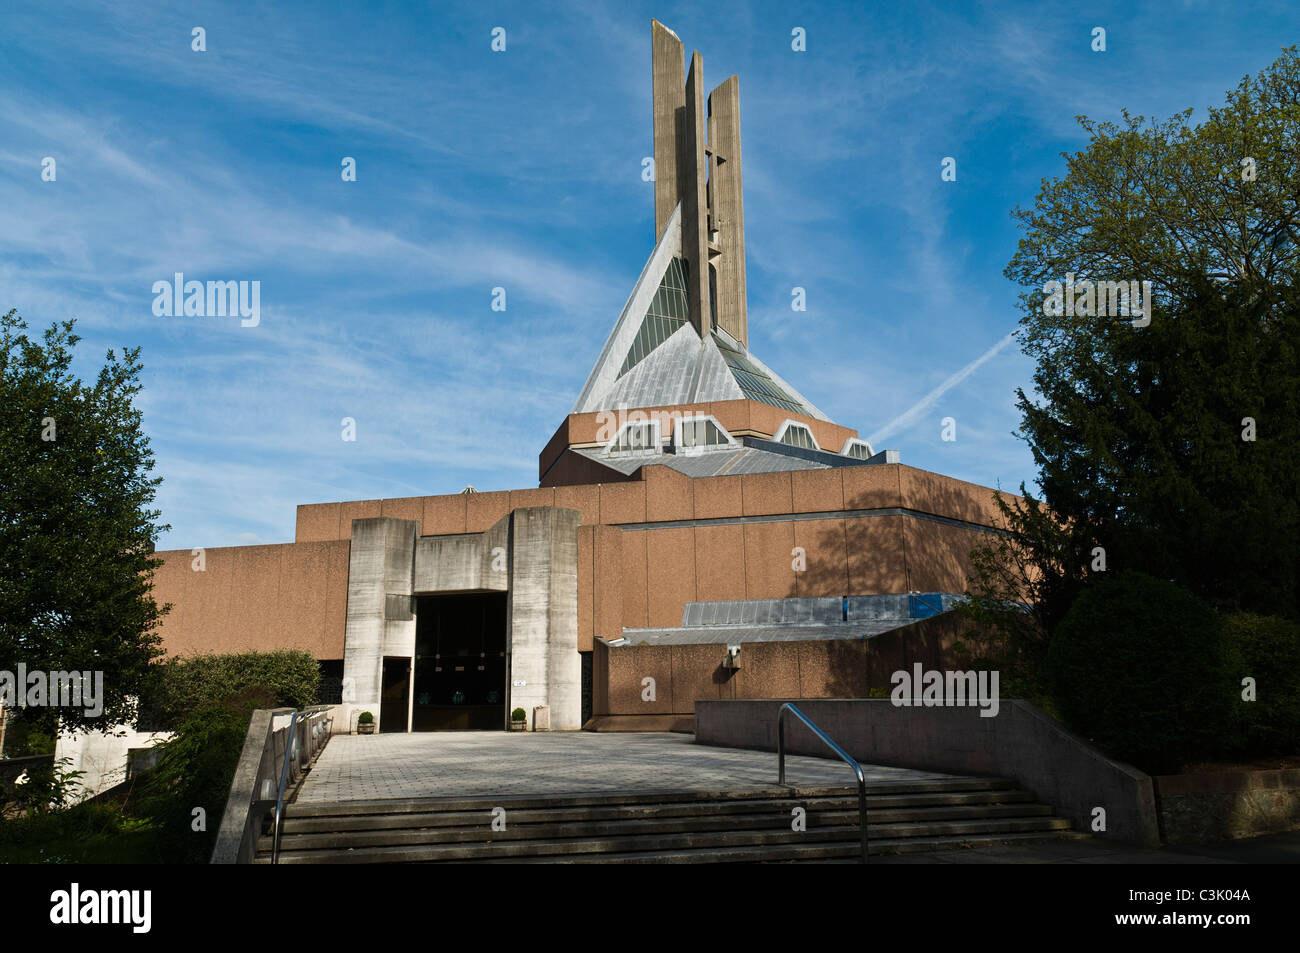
[651,19,748,347]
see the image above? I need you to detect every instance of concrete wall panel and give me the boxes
[791,468,844,514]
[793,519,849,597]
[510,488,556,511]
[607,645,672,714]
[554,483,600,526]
[593,526,624,644]
[740,471,793,516]
[841,465,901,511]
[693,523,746,603]
[276,542,332,658]
[620,528,649,629]
[414,535,483,593]
[670,644,726,710]
[730,641,802,699]
[845,515,907,594]
[742,520,796,599]
[180,546,235,655]
[295,503,341,542]
[692,474,743,519]
[600,482,647,524]
[380,496,424,528]
[644,527,696,628]
[422,495,467,536]
[903,518,983,593]
[643,465,694,522]
[466,491,512,534]
[339,499,382,533]
[323,539,350,659]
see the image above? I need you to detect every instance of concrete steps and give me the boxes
[256,778,1078,864]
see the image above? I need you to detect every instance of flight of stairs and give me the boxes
[257,777,1079,863]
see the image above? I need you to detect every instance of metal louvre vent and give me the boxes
[384,593,414,621]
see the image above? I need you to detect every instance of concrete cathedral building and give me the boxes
[140,22,1011,738]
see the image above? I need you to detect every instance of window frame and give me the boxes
[673,413,738,456]
[772,419,820,451]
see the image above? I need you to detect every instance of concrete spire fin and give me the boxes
[681,50,710,339]
[651,20,686,243]
[708,76,747,347]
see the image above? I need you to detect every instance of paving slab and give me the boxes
[296,731,960,803]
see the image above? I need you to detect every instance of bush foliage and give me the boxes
[1047,571,1238,774]
[1223,612,1300,758]
[139,650,319,730]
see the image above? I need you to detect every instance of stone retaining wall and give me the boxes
[1154,769,1300,843]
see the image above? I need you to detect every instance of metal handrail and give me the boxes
[778,702,869,863]
[271,705,333,865]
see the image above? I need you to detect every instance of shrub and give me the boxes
[138,650,319,730]
[0,800,161,864]
[356,711,374,725]
[511,708,526,722]
[4,757,83,815]
[135,692,264,864]
[1222,612,1300,757]
[1047,571,1237,774]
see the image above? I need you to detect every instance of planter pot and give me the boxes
[509,721,527,732]
[357,723,376,734]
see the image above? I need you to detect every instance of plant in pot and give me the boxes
[509,707,527,731]
[356,711,376,734]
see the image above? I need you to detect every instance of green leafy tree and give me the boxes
[0,309,168,733]
[989,47,1300,629]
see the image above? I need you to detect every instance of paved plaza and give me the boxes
[295,731,958,803]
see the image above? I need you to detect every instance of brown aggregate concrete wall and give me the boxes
[1153,769,1300,843]
[595,613,966,717]
[169,463,1016,660]
[695,698,1160,847]
[151,540,349,659]
[294,464,1015,542]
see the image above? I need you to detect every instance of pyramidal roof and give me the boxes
[571,204,829,421]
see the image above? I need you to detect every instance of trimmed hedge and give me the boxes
[139,650,319,731]
[1047,571,1238,774]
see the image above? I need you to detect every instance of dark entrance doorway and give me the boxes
[413,592,507,730]
[380,657,410,732]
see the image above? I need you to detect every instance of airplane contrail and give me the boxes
[866,331,1016,446]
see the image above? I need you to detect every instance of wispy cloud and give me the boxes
[0,0,1285,547]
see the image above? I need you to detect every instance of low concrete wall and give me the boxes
[55,724,172,802]
[1154,769,1300,844]
[695,698,1160,846]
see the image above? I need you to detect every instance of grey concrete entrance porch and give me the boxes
[296,732,960,803]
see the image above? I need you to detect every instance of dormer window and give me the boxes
[607,419,661,456]
[773,420,819,451]
[841,438,874,460]
[675,414,736,454]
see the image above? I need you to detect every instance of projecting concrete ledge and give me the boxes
[695,698,1161,847]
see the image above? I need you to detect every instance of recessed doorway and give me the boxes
[412,592,507,730]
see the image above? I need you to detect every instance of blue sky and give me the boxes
[1,1,1294,549]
